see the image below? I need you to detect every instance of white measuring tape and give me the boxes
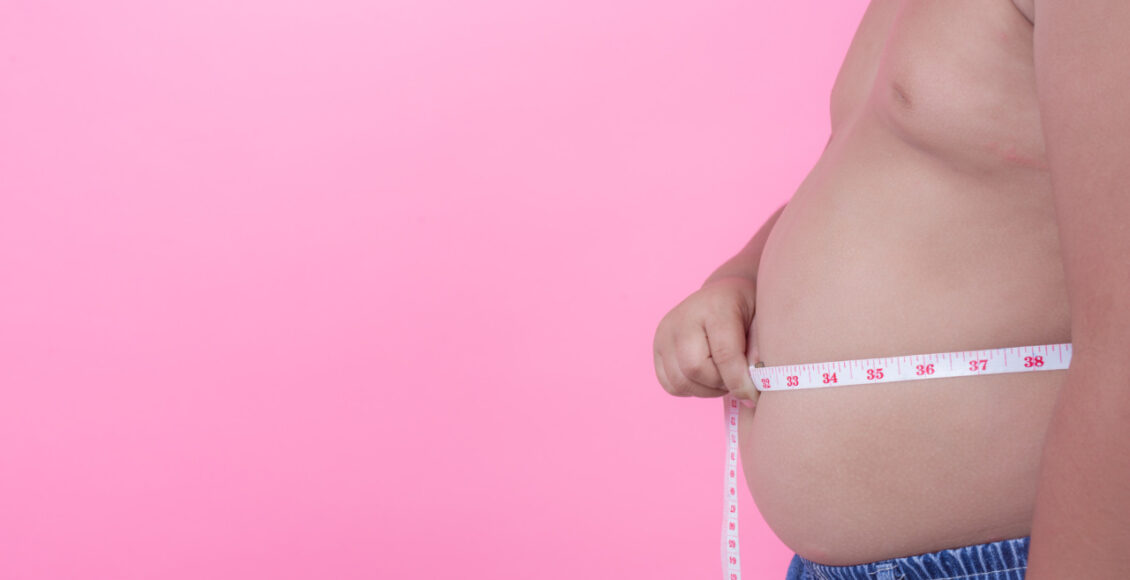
[721,342,1072,579]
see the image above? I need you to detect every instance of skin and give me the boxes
[653,0,1129,572]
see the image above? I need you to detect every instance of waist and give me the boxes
[750,342,1072,392]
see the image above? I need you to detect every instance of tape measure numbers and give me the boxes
[721,342,1072,579]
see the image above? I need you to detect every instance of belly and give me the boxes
[741,109,1071,565]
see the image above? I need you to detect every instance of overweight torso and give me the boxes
[740,0,1071,565]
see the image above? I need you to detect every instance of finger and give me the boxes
[653,348,668,386]
[661,353,726,398]
[673,333,725,390]
[739,388,761,409]
[654,349,691,395]
[703,315,756,397]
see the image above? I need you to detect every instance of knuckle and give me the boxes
[682,359,710,382]
[667,376,694,396]
[706,291,740,314]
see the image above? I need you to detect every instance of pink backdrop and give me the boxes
[0,1,867,578]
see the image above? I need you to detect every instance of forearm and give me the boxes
[703,201,787,286]
[1025,352,1130,579]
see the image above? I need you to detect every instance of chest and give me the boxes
[831,0,1046,170]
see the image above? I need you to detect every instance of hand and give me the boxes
[652,277,760,406]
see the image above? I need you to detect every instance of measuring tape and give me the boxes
[721,342,1072,579]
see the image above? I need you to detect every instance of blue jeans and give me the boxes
[785,536,1029,579]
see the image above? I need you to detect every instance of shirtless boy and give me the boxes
[652,2,1130,578]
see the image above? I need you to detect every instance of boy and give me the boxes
[653,2,1130,578]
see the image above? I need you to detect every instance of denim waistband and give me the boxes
[787,536,1029,580]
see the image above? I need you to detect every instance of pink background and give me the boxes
[0,1,866,578]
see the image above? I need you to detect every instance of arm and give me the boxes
[653,201,787,402]
[703,201,788,286]
[1026,2,1130,577]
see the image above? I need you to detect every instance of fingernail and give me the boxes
[740,398,755,408]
